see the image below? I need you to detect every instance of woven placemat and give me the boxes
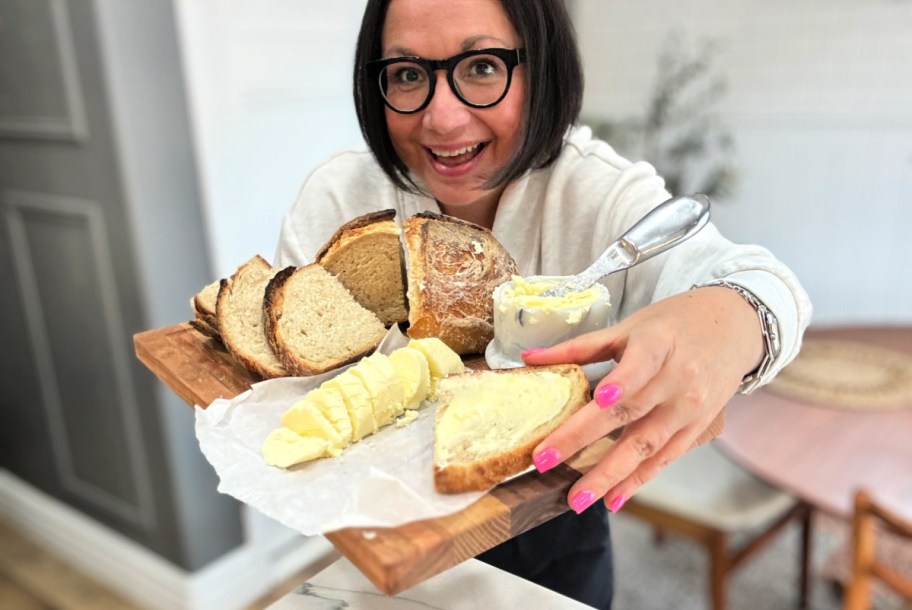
[767,339,912,410]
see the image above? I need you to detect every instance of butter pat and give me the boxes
[280,397,346,451]
[262,427,333,468]
[487,275,611,367]
[305,386,354,445]
[408,337,465,399]
[389,346,431,409]
[324,370,377,442]
[352,353,405,428]
[435,371,572,465]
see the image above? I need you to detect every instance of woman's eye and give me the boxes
[469,59,498,77]
[392,66,424,85]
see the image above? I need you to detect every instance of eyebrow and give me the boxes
[383,35,511,58]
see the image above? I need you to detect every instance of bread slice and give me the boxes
[433,364,590,493]
[403,212,516,355]
[216,255,288,379]
[316,209,408,326]
[264,264,387,376]
[190,279,222,340]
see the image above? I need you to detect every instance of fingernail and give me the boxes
[608,495,627,513]
[533,448,561,473]
[595,384,622,409]
[521,348,546,359]
[570,490,597,514]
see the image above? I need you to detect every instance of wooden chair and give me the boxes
[843,489,912,610]
[623,442,812,610]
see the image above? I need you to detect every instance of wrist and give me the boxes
[694,280,782,393]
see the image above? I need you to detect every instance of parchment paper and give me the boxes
[194,326,487,535]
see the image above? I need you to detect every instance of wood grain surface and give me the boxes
[134,322,722,595]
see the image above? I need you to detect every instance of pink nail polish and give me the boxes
[521,347,546,359]
[595,384,622,409]
[533,448,561,473]
[608,495,627,513]
[570,490,597,514]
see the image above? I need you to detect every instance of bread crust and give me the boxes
[404,212,516,355]
[314,209,398,261]
[433,364,591,493]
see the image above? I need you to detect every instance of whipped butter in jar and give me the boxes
[485,275,612,371]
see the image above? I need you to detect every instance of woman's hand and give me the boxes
[521,286,764,514]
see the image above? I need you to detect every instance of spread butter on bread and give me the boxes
[433,364,590,493]
[316,209,408,326]
[403,212,517,355]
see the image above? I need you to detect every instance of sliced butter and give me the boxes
[262,427,332,469]
[408,337,464,398]
[352,353,405,428]
[280,397,346,450]
[324,370,377,442]
[435,372,571,465]
[306,385,354,445]
[389,346,431,409]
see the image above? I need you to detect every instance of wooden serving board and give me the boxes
[134,322,721,595]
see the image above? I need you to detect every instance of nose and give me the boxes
[421,76,471,134]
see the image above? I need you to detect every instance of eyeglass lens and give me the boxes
[378,53,511,112]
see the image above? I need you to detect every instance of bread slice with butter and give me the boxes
[433,364,590,493]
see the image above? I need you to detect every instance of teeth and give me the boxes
[431,144,480,157]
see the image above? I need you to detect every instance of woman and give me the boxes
[276,1,812,607]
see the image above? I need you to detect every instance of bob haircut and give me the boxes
[353,0,584,194]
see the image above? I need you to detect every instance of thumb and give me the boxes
[520,326,626,366]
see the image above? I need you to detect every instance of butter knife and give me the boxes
[539,193,711,298]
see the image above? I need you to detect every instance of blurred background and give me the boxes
[0,1,909,609]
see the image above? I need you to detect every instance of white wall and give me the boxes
[174,0,368,279]
[575,0,912,324]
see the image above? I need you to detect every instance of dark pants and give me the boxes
[477,502,613,609]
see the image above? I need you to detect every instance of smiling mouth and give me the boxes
[428,143,486,167]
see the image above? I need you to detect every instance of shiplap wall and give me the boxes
[575,0,912,323]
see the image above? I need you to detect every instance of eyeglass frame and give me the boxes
[366,47,526,115]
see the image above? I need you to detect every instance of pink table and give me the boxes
[716,326,912,520]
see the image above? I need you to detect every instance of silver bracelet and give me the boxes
[696,279,782,394]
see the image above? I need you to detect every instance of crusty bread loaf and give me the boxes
[190,279,222,340]
[216,255,288,379]
[264,264,387,376]
[433,364,590,493]
[404,212,516,355]
[315,209,408,326]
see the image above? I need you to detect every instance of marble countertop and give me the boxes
[267,556,594,609]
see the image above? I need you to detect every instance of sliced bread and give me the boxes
[190,279,222,340]
[433,364,590,493]
[264,264,387,376]
[403,212,516,355]
[216,255,288,379]
[316,209,408,326]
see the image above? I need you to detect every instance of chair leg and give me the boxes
[709,532,730,610]
[798,504,813,609]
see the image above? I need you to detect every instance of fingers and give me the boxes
[531,336,671,471]
[521,327,626,366]
[564,399,723,515]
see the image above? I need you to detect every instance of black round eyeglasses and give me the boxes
[366,48,526,114]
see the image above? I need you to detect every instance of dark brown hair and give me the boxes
[353,0,584,193]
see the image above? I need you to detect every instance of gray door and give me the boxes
[0,0,241,567]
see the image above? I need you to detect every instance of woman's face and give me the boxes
[381,0,525,213]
